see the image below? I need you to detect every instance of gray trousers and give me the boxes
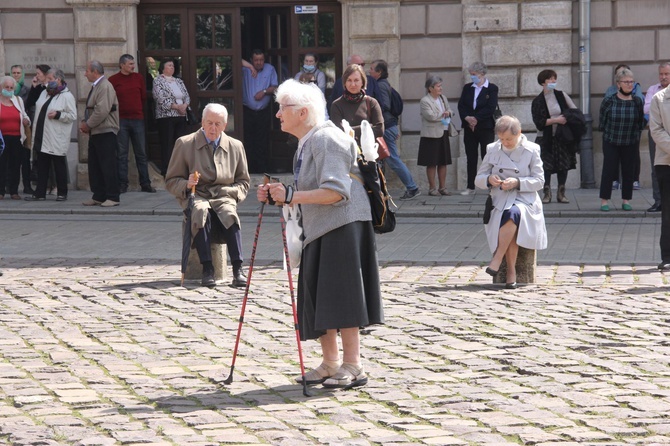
[650,129,661,204]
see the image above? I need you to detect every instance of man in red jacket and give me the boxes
[109,54,155,193]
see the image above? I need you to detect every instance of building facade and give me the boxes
[1,0,669,191]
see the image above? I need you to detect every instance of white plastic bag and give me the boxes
[360,120,379,161]
[282,204,303,270]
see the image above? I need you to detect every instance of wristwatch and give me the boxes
[263,89,267,95]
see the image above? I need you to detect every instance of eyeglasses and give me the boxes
[618,80,634,84]
[278,104,297,112]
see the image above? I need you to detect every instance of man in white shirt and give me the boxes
[645,62,670,212]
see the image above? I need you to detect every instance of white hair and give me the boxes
[275,79,326,127]
[202,103,228,122]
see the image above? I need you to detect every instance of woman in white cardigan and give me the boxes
[475,115,547,288]
[418,75,453,196]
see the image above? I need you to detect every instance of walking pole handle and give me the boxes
[191,171,200,194]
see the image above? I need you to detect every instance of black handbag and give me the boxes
[493,104,503,121]
[483,195,493,224]
[185,106,198,125]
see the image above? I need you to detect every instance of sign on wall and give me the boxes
[294,5,318,14]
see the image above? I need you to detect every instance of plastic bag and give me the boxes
[282,204,303,270]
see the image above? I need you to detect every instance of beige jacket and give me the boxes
[420,94,452,138]
[651,85,670,166]
[165,129,250,236]
[84,77,119,135]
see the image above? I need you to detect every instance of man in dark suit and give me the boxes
[458,61,499,195]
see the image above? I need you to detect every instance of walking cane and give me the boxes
[223,192,266,385]
[278,208,311,397]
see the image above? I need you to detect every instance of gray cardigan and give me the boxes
[295,121,371,246]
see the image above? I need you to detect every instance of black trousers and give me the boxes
[157,116,187,176]
[243,106,271,174]
[599,139,637,201]
[193,210,244,267]
[88,132,120,202]
[463,125,495,190]
[0,135,22,196]
[656,165,670,262]
[35,152,67,198]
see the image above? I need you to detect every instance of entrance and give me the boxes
[138,1,342,173]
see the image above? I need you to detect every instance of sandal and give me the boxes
[322,363,368,390]
[438,188,451,196]
[428,189,440,196]
[295,362,340,385]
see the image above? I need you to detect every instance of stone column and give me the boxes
[338,0,401,84]
[66,0,139,190]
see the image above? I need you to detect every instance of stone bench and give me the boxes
[492,247,536,284]
[182,220,227,284]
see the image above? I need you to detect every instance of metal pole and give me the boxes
[578,0,596,188]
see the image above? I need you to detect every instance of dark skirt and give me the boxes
[297,220,384,341]
[418,131,452,166]
[500,204,521,227]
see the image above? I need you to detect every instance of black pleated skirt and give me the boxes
[297,220,384,341]
[418,131,452,166]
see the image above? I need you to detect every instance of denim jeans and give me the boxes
[382,125,417,191]
[117,119,151,187]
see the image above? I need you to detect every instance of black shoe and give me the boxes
[658,262,670,271]
[141,184,157,193]
[505,282,517,289]
[648,203,662,212]
[201,271,216,288]
[120,185,128,194]
[56,195,67,202]
[24,195,46,201]
[232,266,247,288]
[485,267,498,277]
[23,186,34,195]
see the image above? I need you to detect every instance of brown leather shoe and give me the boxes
[100,200,120,207]
[82,199,102,206]
[10,194,21,200]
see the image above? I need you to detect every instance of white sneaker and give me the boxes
[460,189,475,195]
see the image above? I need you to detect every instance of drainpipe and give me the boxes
[578,0,596,188]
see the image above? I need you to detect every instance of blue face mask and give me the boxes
[1,89,13,98]
[547,82,557,90]
[470,75,480,84]
[303,64,316,72]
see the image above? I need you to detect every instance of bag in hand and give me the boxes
[351,153,396,234]
[376,136,390,160]
[282,204,303,269]
[185,106,198,125]
[23,124,32,149]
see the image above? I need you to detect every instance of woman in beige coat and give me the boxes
[418,75,453,196]
[475,116,547,288]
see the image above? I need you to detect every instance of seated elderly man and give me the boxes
[166,103,250,288]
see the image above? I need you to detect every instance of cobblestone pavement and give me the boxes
[2,258,670,445]
[1,190,669,445]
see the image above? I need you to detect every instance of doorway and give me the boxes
[138,2,341,173]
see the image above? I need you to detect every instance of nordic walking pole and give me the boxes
[278,207,312,397]
[223,177,271,385]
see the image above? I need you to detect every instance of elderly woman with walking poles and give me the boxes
[475,115,547,288]
[257,79,384,390]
